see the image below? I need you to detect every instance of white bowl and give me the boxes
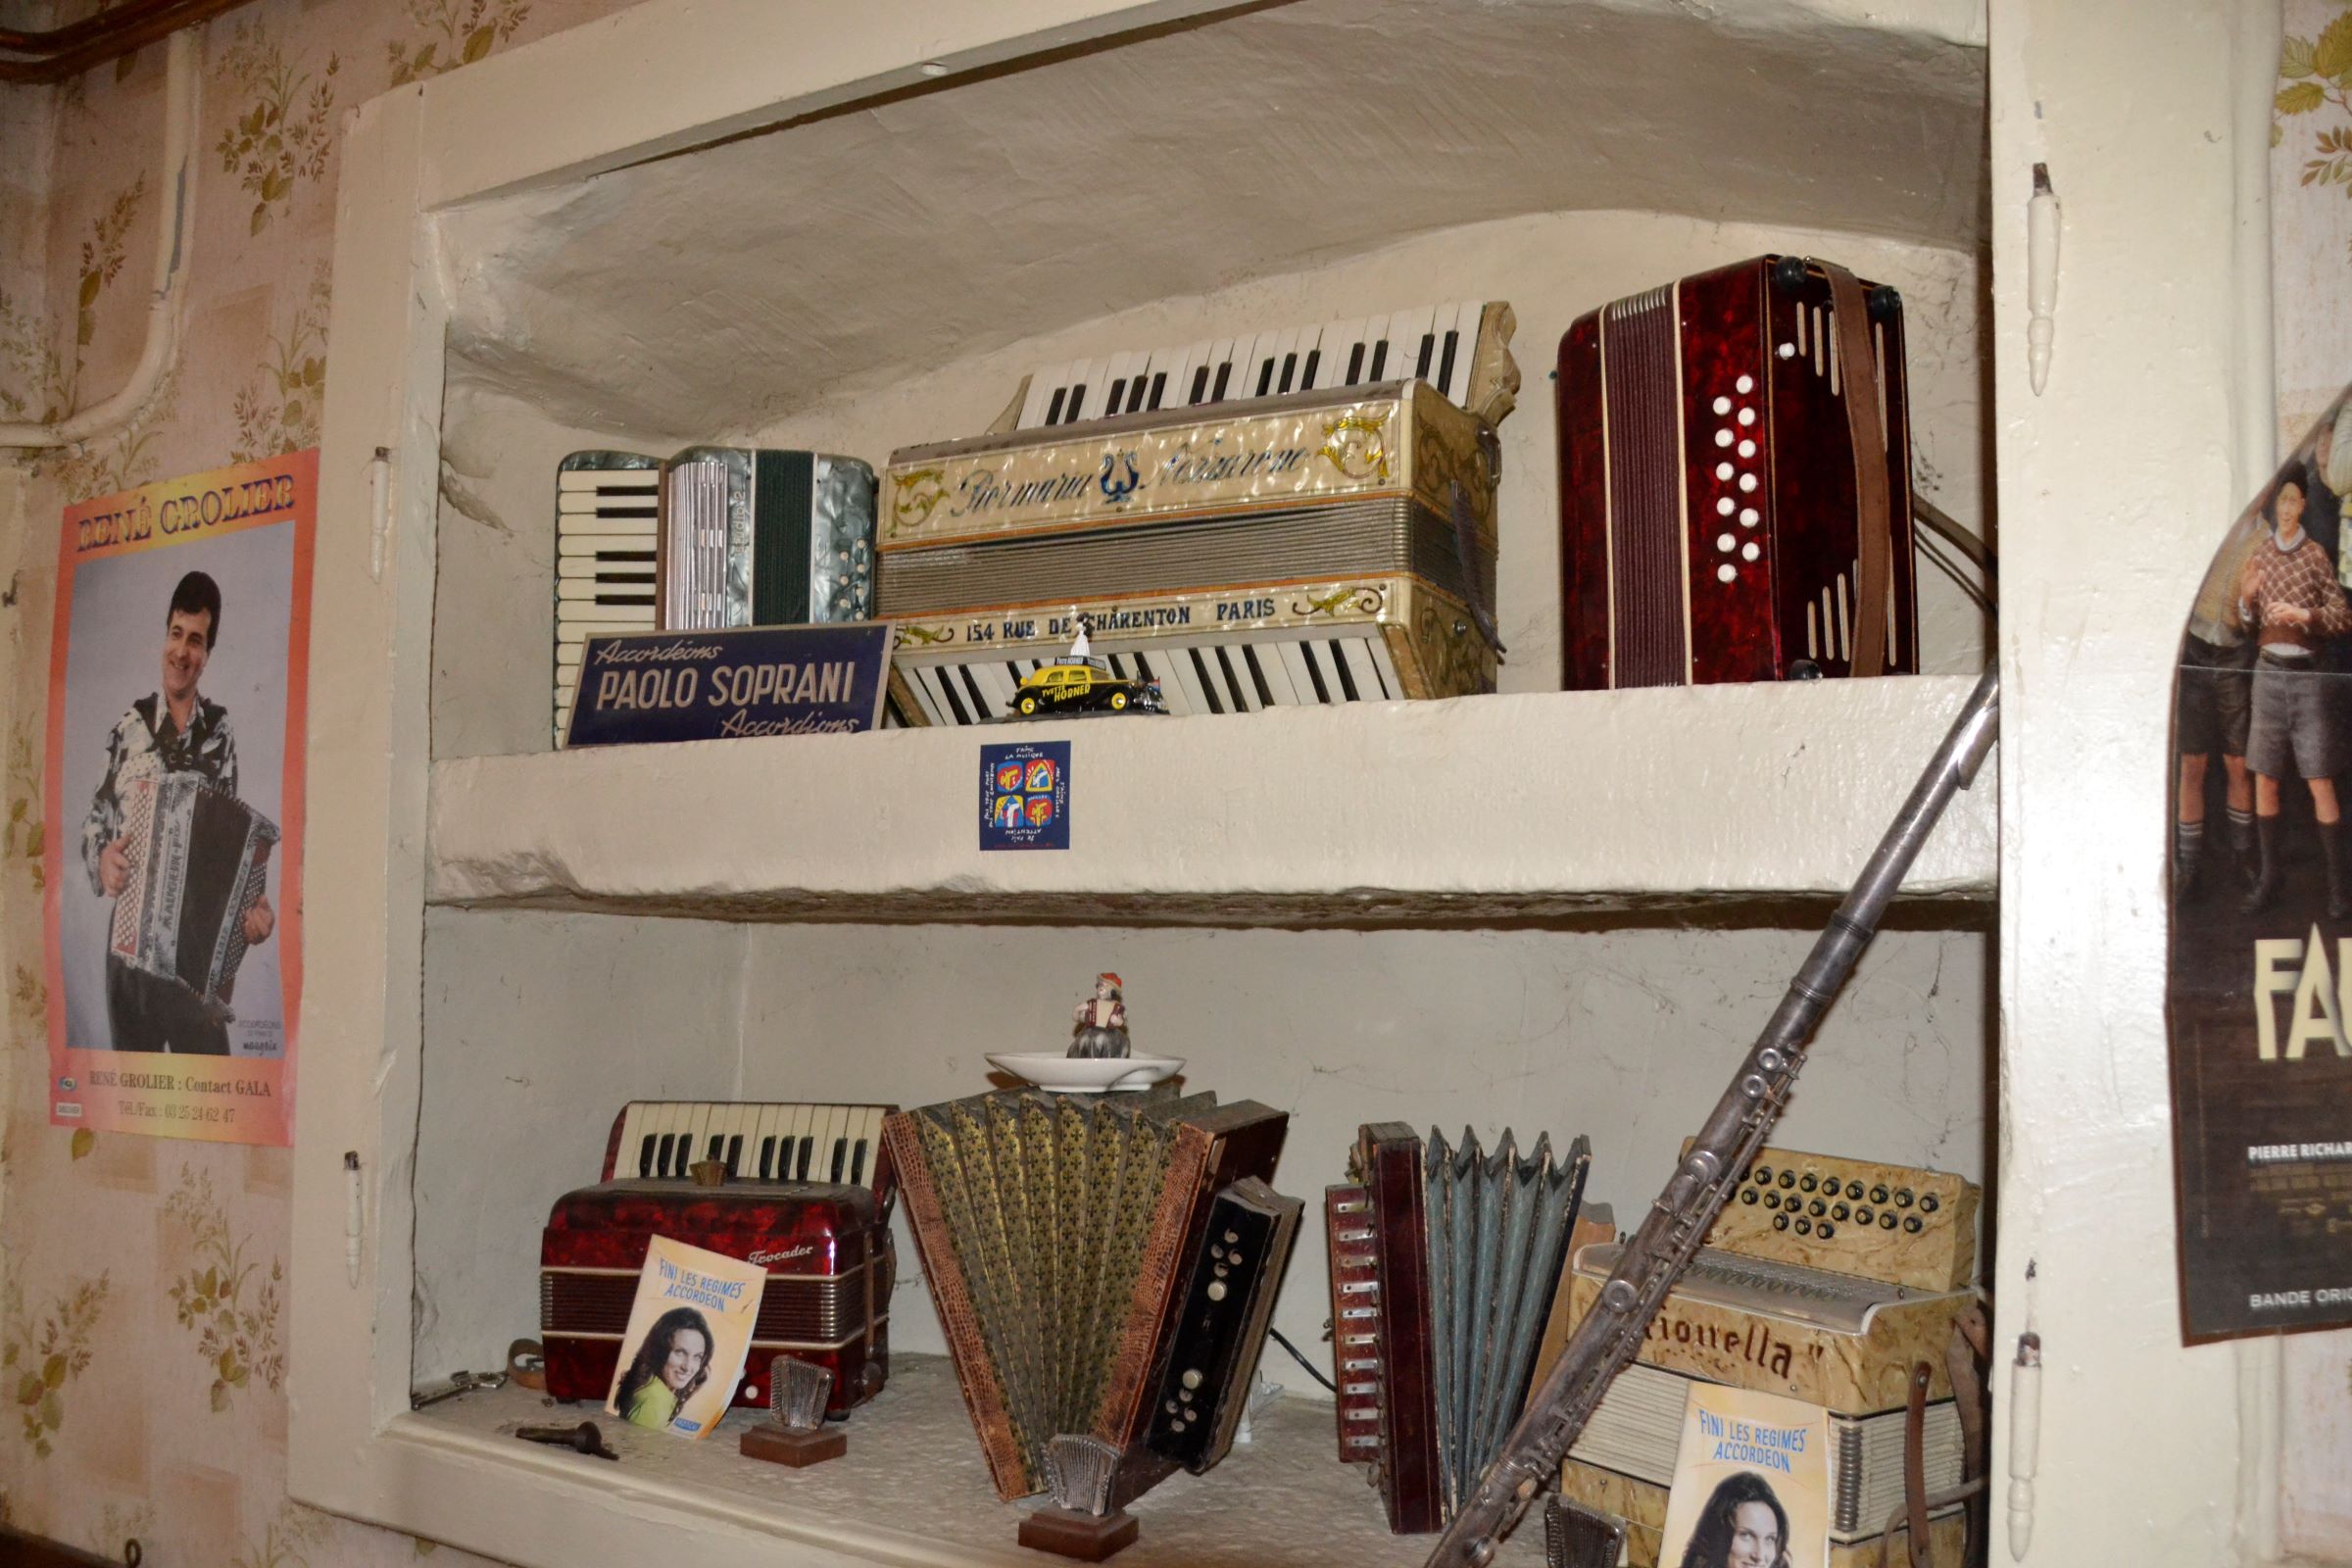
[983,1053,1185,1093]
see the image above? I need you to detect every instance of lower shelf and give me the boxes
[396,1353,1544,1567]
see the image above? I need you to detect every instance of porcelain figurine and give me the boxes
[1069,972,1131,1058]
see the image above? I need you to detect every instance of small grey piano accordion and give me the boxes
[108,770,278,1017]
[554,447,878,744]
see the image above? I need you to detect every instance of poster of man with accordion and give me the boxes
[42,451,314,1147]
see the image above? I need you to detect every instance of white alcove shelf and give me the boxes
[429,677,1997,925]
[295,2,2006,1567]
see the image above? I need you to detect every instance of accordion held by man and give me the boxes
[108,770,277,1017]
[1326,1121,1590,1534]
[882,1087,1296,1506]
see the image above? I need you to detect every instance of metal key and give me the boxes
[516,1420,618,1460]
[411,1369,508,1409]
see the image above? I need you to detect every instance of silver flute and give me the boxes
[1424,667,1999,1568]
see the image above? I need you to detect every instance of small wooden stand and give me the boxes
[1017,1506,1139,1561]
[738,1424,847,1468]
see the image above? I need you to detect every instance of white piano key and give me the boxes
[678,1106,713,1176]
[970,662,1017,718]
[818,1104,851,1182]
[751,1105,786,1180]
[1158,343,1205,411]
[1243,332,1285,400]
[615,1104,649,1178]
[1433,301,1475,405]
[1020,361,1069,429]
[1390,304,1439,385]
[1273,640,1318,706]
[1243,640,1298,706]
[1300,320,1347,390]
[922,664,977,726]
[1063,358,1107,423]
[1332,635,1383,701]
[900,665,950,727]
[1295,639,1341,704]
[1265,326,1302,397]
[1366,634,1406,701]
[1101,352,1138,420]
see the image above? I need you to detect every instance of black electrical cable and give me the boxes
[1267,1326,1338,1394]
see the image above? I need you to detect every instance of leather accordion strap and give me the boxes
[1818,259,1891,678]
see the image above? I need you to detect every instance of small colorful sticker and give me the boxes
[981,740,1070,852]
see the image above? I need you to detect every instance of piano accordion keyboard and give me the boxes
[554,463,661,743]
[894,630,1401,728]
[608,1102,892,1190]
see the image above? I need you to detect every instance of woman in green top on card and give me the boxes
[613,1305,713,1431]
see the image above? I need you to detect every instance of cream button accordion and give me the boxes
[1553,1146,1983,1568]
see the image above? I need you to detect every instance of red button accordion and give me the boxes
[1556,255,1918,689]
[539,1101,895,1419]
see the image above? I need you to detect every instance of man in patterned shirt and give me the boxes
[2238,476,2352,916]
[79,570,274,1054]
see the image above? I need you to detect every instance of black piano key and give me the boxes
[958,665,994,721]
[1132,652,1158,690]
[1127,376,1150,415]
[1368,341,1389,380]
[1104,377,1128,414]
[1437,328,1461,396]
[1253,358,1275,398]
[1278,352,1298,394]
[706,1134,725,1163]
[1066,383,1089,420]
[1414,332,1436,380]
[657,1133,676,1176]
[797,1136,814,1180]
[1189,366,1211,404]
[595,591,654,605]
[851,1140,868,1186]
[1188,648,1226,714]
[830,1140,847,1183]
[1241,643,1276,707]
[1301,348,1322,388]
[1004,662,1028,696]
[1212,645,1252,711]
[1347,343,1367,384]
[935,668,973,726]
[1211,363,1233,401]
[726,1134,744,1170]
[760,1135,776,1180]
[1328,640,1361,701]
[637,1136,657,1178]
[1107,654,1131,679]
[1045,386,1067,424]
[1299,642,1334,705]
[1147,371,1167,410]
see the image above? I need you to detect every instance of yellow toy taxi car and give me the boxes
[1011,657,1165,716]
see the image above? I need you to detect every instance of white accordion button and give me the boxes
[1715,462,1735,480]
[1736,373,1755,393]
[1740,507,1760,526]
[1717,563,1738,583]
[1742,541,1761,562]
[1717,497,1736,516]
[1739,472,1759,492]
[1715,429,1734,447]
[1717,532,1736,552]
[1739,439,1757,458]
[1739,407,1757,426]
[1712,395,1732,415]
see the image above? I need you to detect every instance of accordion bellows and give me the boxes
[108,770,277,1015]
[883,1088,1288,1500]
[1330,1123,1590,1532]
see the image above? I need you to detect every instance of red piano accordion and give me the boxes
[539,1101,895,1419]
[1557,254,1917,689]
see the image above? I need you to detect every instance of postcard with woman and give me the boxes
[604,1235,766,1439]
[1657,1383,1831,1568]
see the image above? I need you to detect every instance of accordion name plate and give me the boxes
[564,622,891,748]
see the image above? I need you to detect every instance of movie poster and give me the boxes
[2168,390,2352,1340]
[1656,1384,1831,1568]
[43,453,314,1147]
[604,1236,765,1439]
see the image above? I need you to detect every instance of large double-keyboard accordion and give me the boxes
[880,309,1518,726]
[1326,1122,1590,1534]
[553,448,877,743]
[539,1100,897,1419]
[1556,1146,1982,1567]
[883,1088,1297,1505]
[108,770,278,1017]
[1557,255,1917,689]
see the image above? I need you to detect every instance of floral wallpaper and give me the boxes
[0,3,644,1560]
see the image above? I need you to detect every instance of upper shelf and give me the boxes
[426,677,1996,925]
[435,0,1988,443]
